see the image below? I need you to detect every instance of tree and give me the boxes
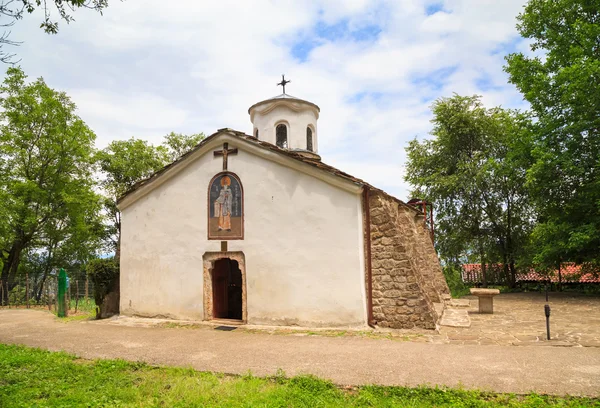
[28,184,104,301]
[405,95,535,286]
[0,66,99,304]
[86,256,118,318]
[0,0,112,63]
[96,138,166,261]
[505,0,600,270]
[161,131,205,162]
[96,132,205,260]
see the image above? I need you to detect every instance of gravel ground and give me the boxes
[1,309,600,397]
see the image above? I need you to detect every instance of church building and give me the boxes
[118,81,450,329]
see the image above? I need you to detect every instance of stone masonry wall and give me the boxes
[369,191,450,329]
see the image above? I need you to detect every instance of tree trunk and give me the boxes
[479,241,487,288]
[509,261,516,289]
[502,261,513,288]
[506,199,516,288]
[0,241,25,305]
[557,262,563,292]
[99,276,120,318]
[35,246,55,302]
[481,263,488,288]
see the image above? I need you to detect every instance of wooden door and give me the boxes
[212,260,228,318]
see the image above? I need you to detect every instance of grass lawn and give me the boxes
[0,344,597,407]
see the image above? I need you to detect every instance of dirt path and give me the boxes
[1,309,599,397]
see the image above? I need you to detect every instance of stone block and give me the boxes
[383,290,401,298]
[371,230,384,240]
[382,259,394,269]
[469,288,500,314]
[382,307,396,315]
[395,306,410,314]
[384,228,397,237]
[478,296,494,313]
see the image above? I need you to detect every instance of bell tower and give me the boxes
[248,75,321,160]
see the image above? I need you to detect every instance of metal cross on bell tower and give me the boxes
[277,74,291,94]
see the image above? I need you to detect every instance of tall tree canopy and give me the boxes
[96,138,166,260]
[505,0,600,269]
[0,0,112,62]
[0,66,101,303]
[405,95,534,286]
[96,132,205,259]
[162,132,205,162]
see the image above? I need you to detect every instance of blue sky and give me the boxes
[3,0,532,200]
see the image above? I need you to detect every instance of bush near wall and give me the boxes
[86,258,119,318]
[443,265,470,298]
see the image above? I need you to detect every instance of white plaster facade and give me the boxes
[249,95,319,155]
[119,132,367,327]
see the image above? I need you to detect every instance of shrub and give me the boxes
[86,257,119,318]
[443,265,470,298]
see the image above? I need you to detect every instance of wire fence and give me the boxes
[0,273,95,314]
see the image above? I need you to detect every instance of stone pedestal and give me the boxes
[470,288,500,314]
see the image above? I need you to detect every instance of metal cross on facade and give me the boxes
[277,74,290,94]
[213,142,238,170]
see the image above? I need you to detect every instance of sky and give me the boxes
[3,0,532,200]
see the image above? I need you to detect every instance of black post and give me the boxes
[544,304,551,340]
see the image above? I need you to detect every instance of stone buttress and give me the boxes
[368,190,450,329]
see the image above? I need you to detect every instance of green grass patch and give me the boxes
[50,298,96,321]
[0,344,597,407]
[57,312,95,322]
[68,297,97,313]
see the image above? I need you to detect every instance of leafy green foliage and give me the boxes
[0,66,102,304]
[86,257,118,311]
[97,138,166,200]
[0,344,596,407]
[161,131,205,162]
[96,133,205,257]
[505,0,600,270]
[405,95,534,286]
[95,138,167,257]
[443,265,470,298]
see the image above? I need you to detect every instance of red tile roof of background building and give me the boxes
[461,263,600,283]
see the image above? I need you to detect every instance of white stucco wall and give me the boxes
[250,103,318,152]
[120,135,366,327]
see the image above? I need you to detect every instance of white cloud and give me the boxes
[4,0,531,199]
[66,89,190,147]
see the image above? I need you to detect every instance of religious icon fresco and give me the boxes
[208,172,243,240]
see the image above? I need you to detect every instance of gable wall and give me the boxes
[368,191,450,329]
[120,142,367,327]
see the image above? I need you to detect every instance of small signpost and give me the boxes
[545,304,551,340]
[57,268,67,318]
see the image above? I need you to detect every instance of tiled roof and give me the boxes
[117,128,418,214]
[462,263,600,283]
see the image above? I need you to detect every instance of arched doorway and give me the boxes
[203,252,246,322]
[211,258,242,320]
